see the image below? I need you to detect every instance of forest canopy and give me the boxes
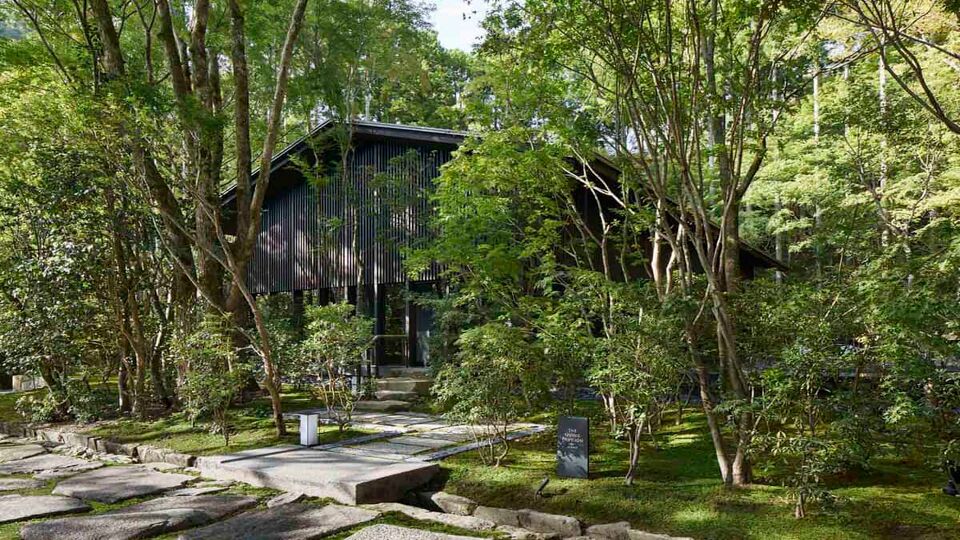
[0,0,958,523]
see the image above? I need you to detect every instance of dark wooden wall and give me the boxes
[247,139,451,294]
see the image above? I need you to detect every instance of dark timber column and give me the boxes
[373,283,385,368]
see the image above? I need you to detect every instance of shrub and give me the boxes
[172,316,247,445]
[434,322,549,466]
[301,302,374,431]
[15,379,114,424]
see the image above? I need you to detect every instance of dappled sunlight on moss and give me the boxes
[439,412,960,539]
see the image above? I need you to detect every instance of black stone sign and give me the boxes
[557,416,589,479]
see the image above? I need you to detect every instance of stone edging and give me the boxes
[422,491,694,540]
[0,420,196,468]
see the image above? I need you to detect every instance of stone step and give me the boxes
[196,449,439,505]
[355,400,410,413]
[374,390,419,402]
[377,366,430,378]
[376,377,432,394]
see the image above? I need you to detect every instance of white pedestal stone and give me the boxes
[300,414,319,446]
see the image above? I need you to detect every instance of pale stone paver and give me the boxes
[20,494,257,540]
[289,408,545,464]
[345,524,480,540]
[166,486,229,496]
[177,503,380,540]
[0,453,101,476]
[0,444,46,463]
[53,465,193,503]
[389,436,457,449]
[0,494,90,524]
[0,477,46,491]
[266,491,306,508]
[197,447,439,504]
[349,441,431,456]
[364,502,496,532]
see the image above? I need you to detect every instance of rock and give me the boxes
[0,453,99,475]
[112,494,257,519]
[93,438,111,454]
[344,524,479,540]
[164,452,196,468]
[518,509,582,538]
[136,445,195,467]
[20,494,256,540]
[586,522,632,540]
[0,443,46,463]
[61,432,91,449]
[102,440,138,457]
[0,494,90,524]
[474,505,523,527]
[178,502,380,540]
[0,478,46,492]
[53,465,193,503]
[37,429,63,444]
[267,491,306,508]
[85,436,101,453]
[166,486,229,497]
[430,491,478,516]
[137,445,165,463]
[496,524,561,539]
[364,502,496,532]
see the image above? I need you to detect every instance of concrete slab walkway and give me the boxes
[199,410,545,504]
[197,446,439,505]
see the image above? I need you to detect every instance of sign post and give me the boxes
[556,416,589,479]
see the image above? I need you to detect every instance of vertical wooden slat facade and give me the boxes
[245,126,455,295]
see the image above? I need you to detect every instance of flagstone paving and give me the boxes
[20,494,257,540]
[0,409,551,539]
[53,465,193,503]
[0,443,47,463]
[0,494,91,524]
[0,453,102,476]
[344,524,480,540]
[0,477,46,491]
[177,503,380,540]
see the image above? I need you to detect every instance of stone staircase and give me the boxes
[356,367,432,413]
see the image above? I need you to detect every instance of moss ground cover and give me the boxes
[439,412,960,540]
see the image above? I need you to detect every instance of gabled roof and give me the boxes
[225,120,786,272]
[221,119,468,204]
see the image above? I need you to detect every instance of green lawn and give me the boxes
[0,386,367,456]
[82,389,367,456]
[438,413,960,540]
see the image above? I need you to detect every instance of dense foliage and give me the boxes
[0,0,958,524]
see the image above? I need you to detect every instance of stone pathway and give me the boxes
[0,427,691,540]
[52,465,193,503]
[195,410,546,504]
[289,409,547,462]
[20,494,257,540]
[177,503,380,539]
[344,524,479,540]
[0,494,90,524]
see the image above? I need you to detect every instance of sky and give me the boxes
[429,0,490,52]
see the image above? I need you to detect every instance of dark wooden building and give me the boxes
[225,120,784,372]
